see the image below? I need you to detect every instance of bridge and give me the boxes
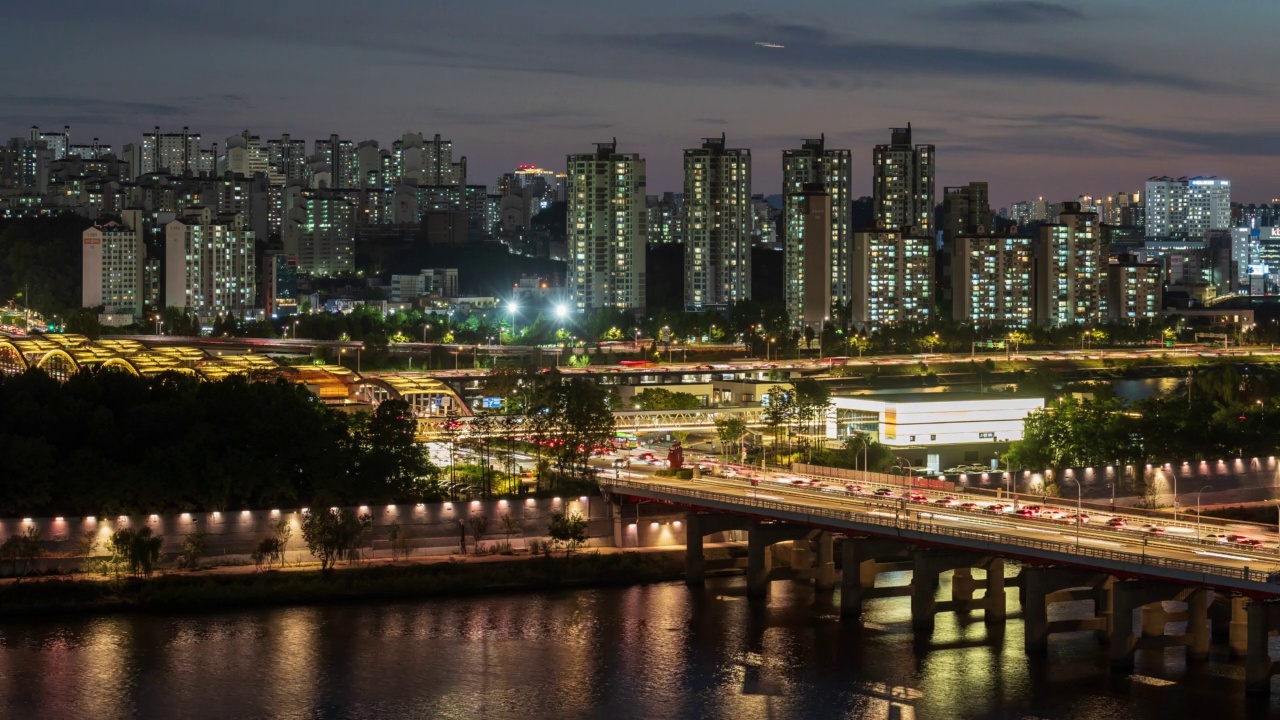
[602,474,1280,695]
[414,406,767,441]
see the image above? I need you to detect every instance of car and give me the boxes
[1106,518,1127,528]
[987,503,1008,513]
[1066,514,1091,524]
[908,492,929,503]
[1042,510,1067,520]
[1232,536,1264,546]
[1022,505,1043,516]
[943,466,970,475]
[873,488,896,498]
[967,464,993,473]
[933,497,958,506]
[1145,525,1166,535]
[1016,508,1036,518]
[611,458,627,468]
[845,484,864,495]
[958,502,980,511]
[1203,533,1229,543]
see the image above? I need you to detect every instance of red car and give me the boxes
[958,502,980,511]
[908,492,929,503]
[1106,518,1127,528]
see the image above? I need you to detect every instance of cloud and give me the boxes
[695,117,728,125]
[0,96,189,117]
[932,1,1086,24]
[1115,126,1280,156]
[580,18,1213,91]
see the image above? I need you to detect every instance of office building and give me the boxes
[164,207,255,318]
[1107,256,1162,323]
[785,184,833,332]
[850,231,934,326]
[1144,176,1231,238]
[783,135,851,314]
[566,140,647,311]
[1034,202,1107,325]
[952,234,1033,327]
[82,209,146,319]
[424,268,459,298]
[872,124,935,236]
[683,134,751,310]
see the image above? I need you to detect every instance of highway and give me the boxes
[607,461,1280,581]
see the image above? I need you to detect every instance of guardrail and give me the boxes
[602,479,1280,587]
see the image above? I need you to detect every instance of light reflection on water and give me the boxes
[1,571,1279,719]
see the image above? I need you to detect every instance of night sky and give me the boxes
[6,0,1275,207]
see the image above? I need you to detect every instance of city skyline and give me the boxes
[3,1,1276,207]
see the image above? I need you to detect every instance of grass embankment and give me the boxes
[1200,506,1279,525]
[0,551,687,618]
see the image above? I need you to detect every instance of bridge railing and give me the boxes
[601,479,1280,586]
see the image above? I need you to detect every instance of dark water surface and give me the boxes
[1,574,1278,720]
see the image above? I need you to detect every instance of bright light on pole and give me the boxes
[507,300,519,344]
[554,303,568,320]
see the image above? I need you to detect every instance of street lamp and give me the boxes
[1195,485,1212,540]
[1066,476,1082,548]
[506,300,519,344]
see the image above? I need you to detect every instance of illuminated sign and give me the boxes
[481,397,503,409]
[1249,263,1272,277]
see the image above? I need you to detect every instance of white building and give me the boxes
[826,393,1045,472]
[566,140,646,311]
[164,208,255,319]
[1144,176,1230,238]
[134,127,213,177]
[398,133,464,187]
[82,209,145,319]
[683,134,751,311]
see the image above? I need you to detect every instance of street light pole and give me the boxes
[1067,476,1082,548]
[1195,485,1212,540]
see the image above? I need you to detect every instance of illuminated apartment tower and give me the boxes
[313,135,359,188]
[398,133,465,187]
[137,127,212,176]
[267,134,308,183]
[952,235,1033,327]
[684,134,751,310]
[164,207,256,319]
[1035,202,1107,325]
[850,231,934,327]
[82,209,146,319]
[1144,176,1231,238]
[873,124,935,236]
[784,184,833,332]
[566,139,647,311]
[283,188,355,277]
[783,135,851,323]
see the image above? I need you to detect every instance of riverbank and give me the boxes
[0,547,713,618]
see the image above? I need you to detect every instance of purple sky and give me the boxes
[5,0,1277,207]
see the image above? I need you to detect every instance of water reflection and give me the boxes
[1,574,1280,719]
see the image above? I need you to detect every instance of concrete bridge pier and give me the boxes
[1110,581,1211,670]
[684,512,750,586]
[1022,567,1114,655]
[839,537,915,618]
[910,551,1008,633]
[746,522,813,597]
[1244,601,1280,695]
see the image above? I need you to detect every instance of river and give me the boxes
[1,573,1277,720]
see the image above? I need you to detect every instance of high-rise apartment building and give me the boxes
[263,253,298,317]
[164,207,255,318]
[566,140,647,311]
[398,133,465,187]
[952,234,1033,327]
[283,188,355,277]
[939,182,992,312]
[34,125,69,160]
[1144,176,1230,238]
[82,209,146,319]
[784,184,832,332]
[135,127,212,177]
[1107,256,1162,323]
[683,134,751,310]
[872,124,934,236]
[645,193,684,245]
[783,136,851,318]
[222,131,270,178]
[313,135,359,188]
[850,231,934,327]
[267,134,307,184]
[1034,202,1107,325]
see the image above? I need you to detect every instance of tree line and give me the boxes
[0,370,433,517]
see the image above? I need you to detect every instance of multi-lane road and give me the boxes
[608,459,1280,579]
